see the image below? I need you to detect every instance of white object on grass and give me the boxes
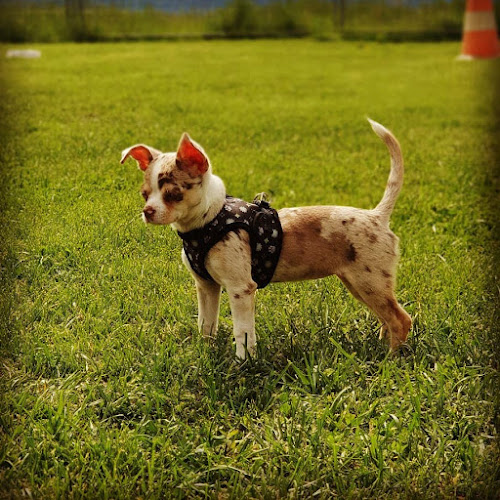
[6,49,41,59]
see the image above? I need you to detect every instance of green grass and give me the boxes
[0,40,499,498]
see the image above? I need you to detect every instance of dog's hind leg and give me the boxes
[339,272,411,351]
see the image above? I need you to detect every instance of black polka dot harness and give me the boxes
[178,196,283,289]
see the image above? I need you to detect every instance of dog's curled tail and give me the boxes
[368,118,404,222]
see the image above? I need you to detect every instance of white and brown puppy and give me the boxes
[121,120,411,359]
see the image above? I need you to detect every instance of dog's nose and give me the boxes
[143,206,156,221]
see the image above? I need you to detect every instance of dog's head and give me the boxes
[121,133,210,225]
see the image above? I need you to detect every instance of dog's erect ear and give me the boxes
[120,144,162,171]
[176,133,210,177]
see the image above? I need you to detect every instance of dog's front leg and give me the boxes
[204,230,257,359]
[227,285,257,359]
[195,278,221,338]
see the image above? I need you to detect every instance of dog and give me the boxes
[121,119,411,359]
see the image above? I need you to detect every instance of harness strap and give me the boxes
[178,196,282,289]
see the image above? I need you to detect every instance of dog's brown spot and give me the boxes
[233,293,241,299]
[163,189,184,203]
[293,231,309,247]
[364,288,374,295]
[244,284,256,295]
[158,171,175,181]
[158,171,176,189]
[365,265,372,273]
[346,243,357,262]
[367,232,378,243]
[310,221,322,234]
[342,217,356,225]
[381,270,391,278]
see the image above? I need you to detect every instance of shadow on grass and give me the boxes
[187,320,397,415]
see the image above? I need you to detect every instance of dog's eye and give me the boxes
[141,191,149,201]
[163,189,184,203]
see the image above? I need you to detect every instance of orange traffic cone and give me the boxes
[458,0,499,59]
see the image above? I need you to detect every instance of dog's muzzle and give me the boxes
[143,206,156,222]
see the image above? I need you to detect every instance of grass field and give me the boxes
[0,40,499,498]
